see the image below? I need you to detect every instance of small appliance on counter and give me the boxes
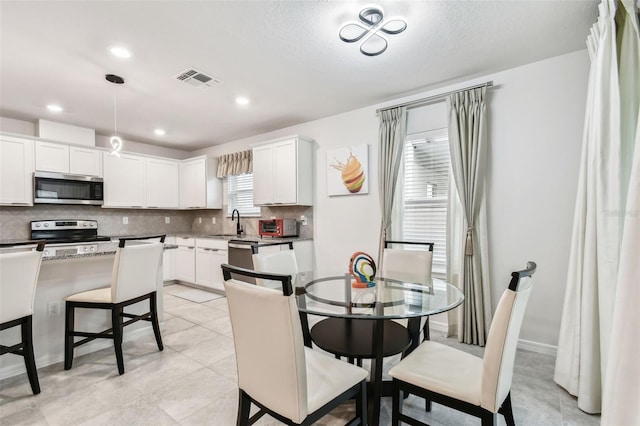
[258,218,298,238]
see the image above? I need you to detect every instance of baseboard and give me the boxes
[517,338,557,356]
[428,322,558,357]
[0,325,156,381]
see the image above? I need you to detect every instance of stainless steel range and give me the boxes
[31,220,111,257]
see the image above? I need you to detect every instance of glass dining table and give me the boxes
[266,272,465,426]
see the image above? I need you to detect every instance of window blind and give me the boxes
[402,129,450,273]
[227,173,260,216]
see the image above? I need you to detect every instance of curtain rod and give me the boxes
[376,81,494,114]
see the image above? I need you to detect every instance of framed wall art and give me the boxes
[327,144,369,196]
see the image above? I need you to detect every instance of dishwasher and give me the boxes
[227,239,295,284]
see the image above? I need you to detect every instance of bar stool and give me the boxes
[0,242,45,395]
[64,235,165,375]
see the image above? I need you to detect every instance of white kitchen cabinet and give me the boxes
[35,141,102,176]
[146,158,179,209]
[163,237,176,281]
[70,146,102,176]
[103,153,146,208]
[252,144,273,205]
[0,136,34,206]
[195,238,228,291]
[252,135,313,206]
[175,237,196,283]
[35,141,69,173]
[179,156,222,209]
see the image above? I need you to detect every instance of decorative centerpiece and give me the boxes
[349,251,376,288]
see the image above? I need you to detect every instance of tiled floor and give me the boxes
[1,284,601,425]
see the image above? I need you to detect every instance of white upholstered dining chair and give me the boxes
[64,236,165,375]
[221,264,368,425]
[382,240,434,340]
[252,247,298,287]
[388,261,537,426]
[0,242,45,395]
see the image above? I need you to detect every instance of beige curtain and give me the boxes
[217,149,253,178]
[556,0,640,416]
[377,107,407,266]
[446,87,492,346]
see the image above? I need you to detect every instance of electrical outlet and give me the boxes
[198,217,202,224]
[301,215,308,226]
[122,217,128,225]
[47,302,60,317]
[212,217,216,224]
[165,217,170,224]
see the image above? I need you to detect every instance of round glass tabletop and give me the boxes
[289,272,464,320]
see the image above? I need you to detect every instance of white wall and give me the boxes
[196,50,589,349]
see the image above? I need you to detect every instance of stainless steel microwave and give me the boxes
[34,172,104,205]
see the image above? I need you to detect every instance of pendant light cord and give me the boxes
[113,89,118,135]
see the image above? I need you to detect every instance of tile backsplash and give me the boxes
[0,205,313,240]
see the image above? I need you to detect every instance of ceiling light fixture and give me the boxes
[109,46,132,59]
[105,74,125,157]
[339,7,407,56]
[235,96,250,105]
[47,104,63,113]
[154,129,166,136]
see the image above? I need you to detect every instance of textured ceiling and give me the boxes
[0,1,597,151]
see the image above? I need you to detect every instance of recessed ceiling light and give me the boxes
[154,129,166,136]
[109,46,132,59]
[235,97,250,105]
[47,104,63,112]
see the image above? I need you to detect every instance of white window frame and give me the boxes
[225,173,261,217]
[392,128,450,277]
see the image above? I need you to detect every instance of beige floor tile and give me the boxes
[78,401,178,426]
[147,367,236,422]
[162,325,220,353]
[165,303,227,324]
[199,315,233,337]
[180,333,235,367]
[38,372,144,426]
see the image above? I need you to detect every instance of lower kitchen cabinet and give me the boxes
[175,238,196,283]
[195,239,228,292]
[163,237,176,281]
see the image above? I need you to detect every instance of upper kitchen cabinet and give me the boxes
[146,157,179,209]
[179,156,222,209]
[35,141,102,176]
[252,136,313,206]
[103,153,146,208]
[0,135,34,206]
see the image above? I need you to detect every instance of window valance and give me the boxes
[217,149,253,178]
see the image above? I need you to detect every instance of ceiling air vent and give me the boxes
[174,68,221,88]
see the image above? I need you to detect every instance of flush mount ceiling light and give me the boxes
[154,129,166,136]
[47,104,63,113]
[106,74,125,157]
[339,7,407,56]
[109,46,132,59]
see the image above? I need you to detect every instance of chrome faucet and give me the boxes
[231,209,243,237]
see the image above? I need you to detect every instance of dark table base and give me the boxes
[310,317,411,359]
[310,317,414,426]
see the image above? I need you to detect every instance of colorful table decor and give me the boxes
[349,251,376,288]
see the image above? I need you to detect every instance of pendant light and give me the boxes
[106,74,125,157]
